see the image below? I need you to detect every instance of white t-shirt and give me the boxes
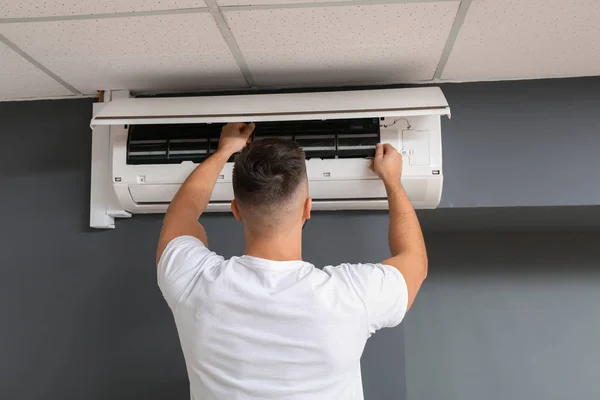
[158,236,409,400]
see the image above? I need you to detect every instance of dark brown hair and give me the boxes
[233,138,307,208]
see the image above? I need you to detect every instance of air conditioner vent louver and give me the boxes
[127,118,380,165]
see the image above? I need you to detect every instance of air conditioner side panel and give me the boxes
[90,103,131,229]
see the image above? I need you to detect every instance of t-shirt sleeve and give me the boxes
[326,263,409,334]
[157,235,224,309]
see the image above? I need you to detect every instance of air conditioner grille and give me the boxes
[127,118,380,165]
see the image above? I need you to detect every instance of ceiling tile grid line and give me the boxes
[0,8,210,24]
[219,0,456,11]
[205,0,256,87]
[0,33,81,94]
[0,0,460,23]
[433,0,472,79]
[0,0,208,19]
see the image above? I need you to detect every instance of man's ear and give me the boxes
[231,200,243,221]
[303,197,312,220]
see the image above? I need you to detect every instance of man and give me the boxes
[157,122,427,399]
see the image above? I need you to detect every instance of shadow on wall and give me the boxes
[425,231,600,278]
[439,78,600,208]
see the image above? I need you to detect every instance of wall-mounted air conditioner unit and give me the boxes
[89,87,450,228]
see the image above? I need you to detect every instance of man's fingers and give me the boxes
[241,122,256,136]
[375,143,384,160]
[382,143,395,154]
[230,122,246,130]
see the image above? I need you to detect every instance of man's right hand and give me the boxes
[371,143,403,186]
[218,122,255,156]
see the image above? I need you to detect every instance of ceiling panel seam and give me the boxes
[433,0,472,79]
[0,0,459,23]
[204,0,255,87]
[0,33,82,94]
[0,8,210,24]
[221,0,456,12]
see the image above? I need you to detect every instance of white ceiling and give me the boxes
[0,0,599,101]
[0,15,247,93]
[442,0,600,81]
[225,2,459,86]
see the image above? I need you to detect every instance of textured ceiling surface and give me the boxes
[0,0,599,100]
[0,0,208,18]
[225,2,459,86]
[442,0,600,81]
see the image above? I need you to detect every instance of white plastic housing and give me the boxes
[90,87,449,228]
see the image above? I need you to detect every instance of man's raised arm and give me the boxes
[156,122,255,265]
[372,143,428,310]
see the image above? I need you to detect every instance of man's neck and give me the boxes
[244,229,303,261]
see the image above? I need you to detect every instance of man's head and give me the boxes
[231,138,311,235]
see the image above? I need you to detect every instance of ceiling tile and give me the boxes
[442,0,600,81]
[218,0,352,6]
[1,0,206,18]
[0,42,73,101]
[0,14,247,94]
[224,2,459,87]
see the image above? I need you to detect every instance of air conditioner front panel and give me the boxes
[129,182,232,204]
[128,180,385,205]
[91,87,450,126]
[115,114,443,211]
[126,177,434,207]
[118,200,393,215]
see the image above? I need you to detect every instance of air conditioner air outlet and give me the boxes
[126,117,381,165]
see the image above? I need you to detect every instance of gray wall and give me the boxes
[1,78,599,400]
[406,232,600,400]
[439,77,600,208]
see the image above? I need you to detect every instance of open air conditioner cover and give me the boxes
[90,87,449,228]
[91,87,450,126]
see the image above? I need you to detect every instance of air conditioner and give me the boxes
[89,87,450,229]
